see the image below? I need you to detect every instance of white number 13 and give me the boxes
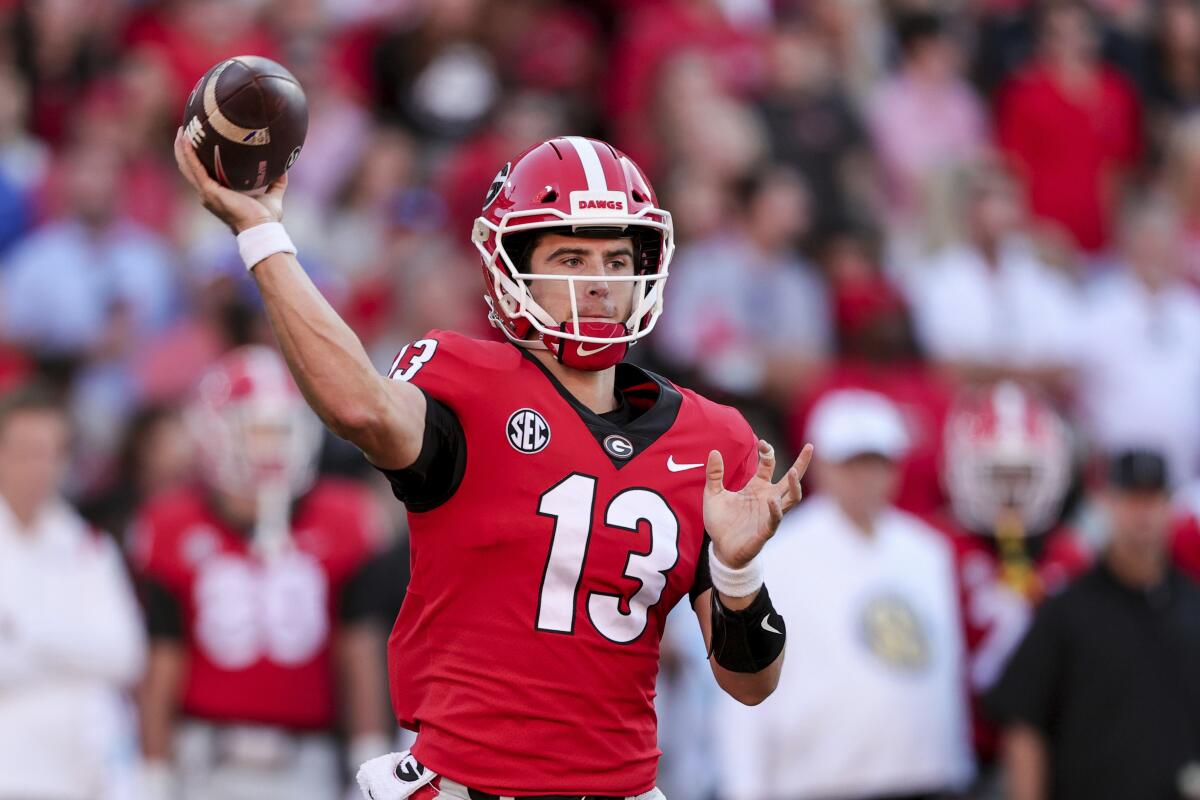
[536,474,679,643]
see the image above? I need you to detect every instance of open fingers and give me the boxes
[705,449,725,497]
[767,496,783,533]
[773,443,813,513]
[752,439,776,484]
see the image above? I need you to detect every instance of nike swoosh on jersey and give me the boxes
[761,615,782,635]
[666,455,705,472]
[575,342,612,357]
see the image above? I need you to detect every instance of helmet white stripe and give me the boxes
[564,136,608,192]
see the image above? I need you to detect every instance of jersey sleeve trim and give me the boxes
[374,389,467,513]
[140,575,185,640]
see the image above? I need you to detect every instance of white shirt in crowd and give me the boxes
[1077,269,1200,488]
[714,495,974,800]
[0,496,146,800]
[654,235,830,395]
[905,237,1082,370]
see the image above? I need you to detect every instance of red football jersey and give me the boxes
[384,331,759,795]
[130,480,377,730]
[931,517,1089,758]
[1171,513,1200,582]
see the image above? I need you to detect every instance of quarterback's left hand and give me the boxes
[704,440,813,569]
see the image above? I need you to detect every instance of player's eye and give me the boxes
[562,257,584,268]
[608,259,632,271]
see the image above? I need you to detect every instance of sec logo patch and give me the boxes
[507,408,551,454]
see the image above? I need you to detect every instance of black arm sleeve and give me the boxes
[983,596,1067,733]
[374,391,467,513]
[140,576,184,640]
[689,531,714,606]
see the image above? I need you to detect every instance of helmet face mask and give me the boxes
[472,137,675,369]
[187,346,322,503]
[944,382,1072,536]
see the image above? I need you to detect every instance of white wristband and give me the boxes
[236,222,295,271]
[708,542,764,598]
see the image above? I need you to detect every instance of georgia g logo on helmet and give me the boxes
[483,161,511,210]
[471,136,676,371]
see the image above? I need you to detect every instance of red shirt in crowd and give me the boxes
[996,61,1142,253]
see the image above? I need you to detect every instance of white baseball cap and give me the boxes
[806,389,910,464]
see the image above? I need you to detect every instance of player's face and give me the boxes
[0,409,70,514]
[819,453,900,522]
[525,233,637,328]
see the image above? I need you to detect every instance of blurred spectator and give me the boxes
[123,0,279,102]
[715,390,973,800]
[756,22,876,235]
[0,63,45,253]
[1164,113,1200,286]
[1,139,177,358]
[370,0,499,141]
[12,0,125,144]
[323,124,422,281]
[437,90,568,238]
[79,404,193,542]
[1077,201,1200,490]
[275,44,372,215]
[867,11,987,231]
[651,51,769,184]
[654,165,829,404]
[1142,0,1200,133]
[995,0,1142,254]
[0,63,48,193]
[129,347,385,800]
[0,382,146,800]
[606,0,767,171]
[804,0,889,102]
[987,449,1200,800]
[934,382,1089,772]
[903,162,1083,393]
[790,227,953,516]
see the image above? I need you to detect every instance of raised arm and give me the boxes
[173,130,424,469]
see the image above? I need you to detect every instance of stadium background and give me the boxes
[1,0,1200,798]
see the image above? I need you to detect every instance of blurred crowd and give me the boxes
[2,0,1200,798]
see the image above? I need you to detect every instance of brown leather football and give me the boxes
[181,56,308,194]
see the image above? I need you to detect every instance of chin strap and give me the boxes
[541,320,629,371]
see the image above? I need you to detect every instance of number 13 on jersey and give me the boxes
[535,473,680,644]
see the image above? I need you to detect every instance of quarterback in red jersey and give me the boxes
[174,130,810,800]
[130,346,386,800]
[932,382,1089,763]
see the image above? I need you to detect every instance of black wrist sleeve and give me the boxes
[709,584,786,674]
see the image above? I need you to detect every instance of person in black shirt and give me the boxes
[986,449,1200,800]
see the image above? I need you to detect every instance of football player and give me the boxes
[934,382,1089,766]
[130,346,386,800]
[174,131,809,800]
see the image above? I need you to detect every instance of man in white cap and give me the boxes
[714,389,974,800]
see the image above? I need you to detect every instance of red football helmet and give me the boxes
[471,136,674,370]
[944,382,1072,535]
[186,346,322,502]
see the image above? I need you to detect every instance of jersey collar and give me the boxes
[518,347,682,469]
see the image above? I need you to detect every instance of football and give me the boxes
[181,55,308,194]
